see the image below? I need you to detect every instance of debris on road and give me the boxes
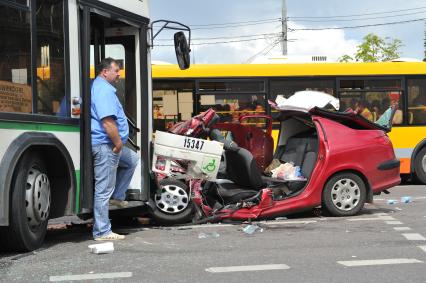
[313,208,322,217]
[275,217,288,220]
[401,196,412,203]
[387,199,398,205]
[88,242,114,254]
[242,224,263,235]
[136,217,151,225]
[198,232,220,239]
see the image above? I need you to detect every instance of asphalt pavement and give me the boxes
[1,184,425,282]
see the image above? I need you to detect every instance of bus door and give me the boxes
[79,5,149,212]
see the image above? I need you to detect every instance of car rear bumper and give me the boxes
[377,159,400,170]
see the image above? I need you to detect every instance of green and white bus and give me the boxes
[0,0,190,251]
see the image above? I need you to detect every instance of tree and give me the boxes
[339,33,402,62]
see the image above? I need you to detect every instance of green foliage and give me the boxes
[338,54,353,62]
[339,33,402,62]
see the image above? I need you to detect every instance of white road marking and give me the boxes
[337,258,422,267]
[262,220,317,225]
[413,196,426,200]
[393,227,411,231]
[205,264,290,273]
[377,216,396,221]
[347,216,393,222]
[402,233,426,241]
[49,272,132,282]
[385,221,403,225]
[418,246,426,252]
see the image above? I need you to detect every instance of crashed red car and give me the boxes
[150,91,400,224]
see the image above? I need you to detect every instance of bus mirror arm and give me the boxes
[149,20,191,49]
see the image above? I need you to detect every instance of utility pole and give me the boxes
[282,0,287,56]
[423,21,426,62]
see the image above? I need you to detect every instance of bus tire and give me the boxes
[414,147,426,184]
[150,179,194,225]
[2,151,50,252]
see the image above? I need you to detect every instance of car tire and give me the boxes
[0,152,50,252]
[150,179,194,225]
[414,147,426,184]
[322,172,366,217]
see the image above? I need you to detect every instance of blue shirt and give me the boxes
[91,76,129,145]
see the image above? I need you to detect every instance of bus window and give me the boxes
[0,4,32,114]
[36,0,66,116]
[197,80,266,124]
[339,78,404,124]
[152,80,194,130]
[408,78,426,125]
[199,93,266,123]
[199,81,265,93]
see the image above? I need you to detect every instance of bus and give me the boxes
[152,62,426,184]
[0,0,189,251]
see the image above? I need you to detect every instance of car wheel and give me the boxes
[322,172,366,217]
[0,152,50,252]
[414,147,426,184]
[150,179,194,225]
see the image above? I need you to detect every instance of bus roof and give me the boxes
[152,62,426,78]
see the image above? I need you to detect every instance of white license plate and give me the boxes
[183,137,205,151]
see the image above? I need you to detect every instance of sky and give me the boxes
[150,0,426,64]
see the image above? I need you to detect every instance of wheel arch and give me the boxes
[0,132,76,226]
[322,169,373,203]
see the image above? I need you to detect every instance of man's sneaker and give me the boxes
[94,232,125,241]
[109,199,129,208]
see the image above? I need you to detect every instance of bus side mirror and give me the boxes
[174,31,190,70]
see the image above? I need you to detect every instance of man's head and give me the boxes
[97,57,120,84]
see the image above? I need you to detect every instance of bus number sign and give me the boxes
[183,138,205,151]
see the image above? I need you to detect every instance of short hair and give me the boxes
[96,57,118,74]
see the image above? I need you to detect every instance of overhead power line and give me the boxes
[156,36,294,47]
[188,17,282,27]
[289,6,426,19]
[290,17,426,31]
[290,10,426,22]
[157,32,281,41]
[191,19,281,30]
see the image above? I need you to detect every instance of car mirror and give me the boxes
[174,31,191,70]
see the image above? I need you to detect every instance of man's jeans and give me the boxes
[92,144,139,238]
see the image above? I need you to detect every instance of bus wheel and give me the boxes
[150,179,194,225]
[414,147,426,184]
[3,152,51,252]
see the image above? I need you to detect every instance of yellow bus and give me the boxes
[152,62,426,184]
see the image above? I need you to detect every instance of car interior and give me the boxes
[204,114,319,208]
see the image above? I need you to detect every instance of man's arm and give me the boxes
[102,116,123,153]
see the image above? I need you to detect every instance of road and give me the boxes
[0,184,425,282]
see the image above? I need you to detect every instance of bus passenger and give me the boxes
[91,57,139,241]
[355,100,373,121]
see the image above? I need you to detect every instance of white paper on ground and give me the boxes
[88,242,114,254]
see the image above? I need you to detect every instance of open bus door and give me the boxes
[79,5,150,213]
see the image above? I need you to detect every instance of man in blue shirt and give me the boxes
[91,57,139,241]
